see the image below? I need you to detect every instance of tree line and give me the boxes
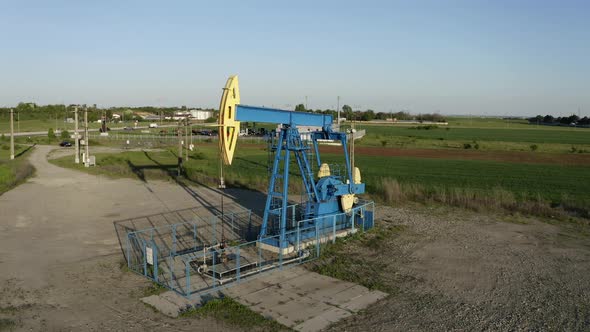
[0,103,217,123]
[528,114,590,126]
[1,101,446,124]
[294,104,446,122]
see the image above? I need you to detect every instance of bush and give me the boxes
[530,144,538,151]
[380,140,388,147]
[463,143,472,149]
[1,134,5,141]
[570,146,577,153]
[60,130,70,139]
[474,143,480,150]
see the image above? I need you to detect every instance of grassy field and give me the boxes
[0,141,35,195]
[50,143,590,218]
[346,121,590,153]
[0,119,111,133]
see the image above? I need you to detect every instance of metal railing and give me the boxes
[118,200,374,299]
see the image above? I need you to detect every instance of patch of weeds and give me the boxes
[142,282,167,297]
[181,297,290,331]
[309,226,406,294]
[118,260,131,272]
[0,318,16,331]
[0,306,17,315]
[359,225,407,250]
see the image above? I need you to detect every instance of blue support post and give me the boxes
[315,222,320,257]
[279,132,291,267]
[236,246,241,283]
[212,249,217,291]
[172,224,177,256]
[153,241,158,282]
[185,260,190,297]
[142,240,147,277]
[333,215,336,244]
[193,224,197,250]
[126,233,131,269]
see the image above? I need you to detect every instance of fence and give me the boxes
[115,200,374,299]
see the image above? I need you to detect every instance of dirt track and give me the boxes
[319,146,590,166]
[0,146,244,331]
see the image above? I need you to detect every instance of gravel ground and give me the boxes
[328,205,590,331]
[2,146,589,331]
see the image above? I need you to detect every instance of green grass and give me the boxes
[141,282,168,297]
[354,124,590,145]
[0,119,109,133]
[0,142,35,195]
[351,155,590,205]
[181,297,290,331]
[0,318,16,331]
[50,143,590,217]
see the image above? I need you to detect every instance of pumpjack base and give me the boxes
[257,228,358,256]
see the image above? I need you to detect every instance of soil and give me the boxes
[327,205,590,331]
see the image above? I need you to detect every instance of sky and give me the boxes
[0,0,588,116]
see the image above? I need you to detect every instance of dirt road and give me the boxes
[0,145,244,331]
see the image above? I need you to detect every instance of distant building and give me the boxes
[190,109,213,120]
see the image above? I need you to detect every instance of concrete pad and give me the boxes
[294,307,352,332]
[340,290,388,313]
[225,266,388,331]
[141,290,203,318]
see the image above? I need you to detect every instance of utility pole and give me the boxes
[185,116,189,161]
[17,111,19,134]
[9,109,14,160]
[74,106,80,164]
[177,121,182,176]
[84,106,89,167]
[337,96,340,126]
[305,96,308,110]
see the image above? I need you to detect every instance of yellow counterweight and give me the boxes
[218,75,241,165]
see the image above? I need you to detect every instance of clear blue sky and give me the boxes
[0,0,588,116]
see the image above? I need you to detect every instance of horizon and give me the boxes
[1,1,588,117]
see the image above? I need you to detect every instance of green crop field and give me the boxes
[353,124,589,145]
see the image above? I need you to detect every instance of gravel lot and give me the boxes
[328,206,590,331]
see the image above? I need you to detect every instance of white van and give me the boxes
[149,123,158,128]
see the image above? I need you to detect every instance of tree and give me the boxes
[361,109,375,121]
[295,104,307,113]
[342,105,353,120]
[48,128,56,140]
[60,130,70,140]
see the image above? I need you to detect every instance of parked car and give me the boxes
[149,123,158,128]
[59,141,72,147]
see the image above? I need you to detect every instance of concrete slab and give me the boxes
[294,306,352,332]
[141,290,208,317]
[225,266,387,331]
[140,263,386,329]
